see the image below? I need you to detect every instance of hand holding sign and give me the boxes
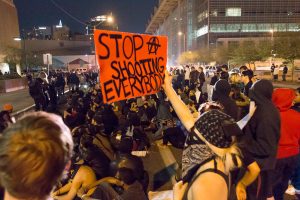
[162,70,173,91]
[94,30,168,104]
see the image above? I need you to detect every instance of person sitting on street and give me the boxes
[51,158,97,200]
[77,167,147,200]
[0,112,73,200]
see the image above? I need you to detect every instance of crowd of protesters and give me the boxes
[0,64,299,200]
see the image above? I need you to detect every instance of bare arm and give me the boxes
[236,162,260,200]
[52,182,72,197]
[87,177,123,190]
[162,71,196,131]
[55,166,96,200]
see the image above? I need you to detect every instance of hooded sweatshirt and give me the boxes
[242,79,280,170]
[272,88,300,159]
[212,80,239,120]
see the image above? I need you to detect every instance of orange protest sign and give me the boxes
[94,30,168,104]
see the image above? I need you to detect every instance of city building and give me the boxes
[25,26,52,40]
[86,14,118,36]
[146,0,300,64]
[52,20,70,40]
[0,0,20,73]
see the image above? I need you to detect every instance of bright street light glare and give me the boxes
[107,16,114,23]
[13,37,21,41]
[178,31,183,36]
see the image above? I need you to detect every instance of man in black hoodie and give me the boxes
[212,79,239,120]
[241,79,280,200]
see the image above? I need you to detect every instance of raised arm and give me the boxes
[162,71,196,131]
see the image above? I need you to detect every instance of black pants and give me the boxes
[184,80,189,86]
[247,170,273,200]
[33,96,47,111]
[273,155,298,200]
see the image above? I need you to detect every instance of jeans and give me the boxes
[273,155,298,200]
[292,154,300,194]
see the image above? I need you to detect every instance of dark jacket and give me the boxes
[189,70,199,83]
[242,80,280,170]
[243,81,253,97]
[199,72,206,83]
[210,75,219,86]
[212,80,239,120]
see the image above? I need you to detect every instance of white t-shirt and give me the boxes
[274,67,279,75]
[185,68,190,80]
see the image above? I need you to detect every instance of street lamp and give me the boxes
[270,29,274,41]
[107,16,114,23]
[13,37,28,73]
[178,31,186,52]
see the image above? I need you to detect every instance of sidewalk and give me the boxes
[0,89,34,113]
[273,81,299,89]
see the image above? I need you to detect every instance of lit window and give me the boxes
[211,24,225,32]
[226,8,241,17]
[211,10,218,17]
[196,26,209,37]
[226,24,241,32]
[242,24,257,32]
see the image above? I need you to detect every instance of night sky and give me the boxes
[14,0,158,34]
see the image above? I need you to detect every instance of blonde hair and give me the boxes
[0,112,73,199]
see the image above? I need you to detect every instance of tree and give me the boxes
[215,45,231,64]
[178,51,200,64]
[3,47,22,72]
[273,33,300,81]
[230,40,271,70]
[3,46,43,72]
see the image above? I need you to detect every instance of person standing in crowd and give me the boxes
[241,70,254,97]
[0,112,73,200]
[207,68,220,101]
[282,65,288,81]
[55,72,66,98]
[229,72,244,92]
[271,88,300,200]
[198,67,205,92]
[271,63,275,79]
[212,79,239,120]
[27,74,47,111]
[220,65,229,81]
[68,71,80,91]
[162,72,259,200]
[189,66,199,89]
[273,65,279,82]
[289,87,300,199]
[241,79,280,200]
[184,65,190,87]
[239,65,248,74]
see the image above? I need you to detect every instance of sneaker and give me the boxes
[285,185,296,196]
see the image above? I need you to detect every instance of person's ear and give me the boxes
[65,160,72,171]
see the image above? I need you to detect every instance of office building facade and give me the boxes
[146,0,300,64]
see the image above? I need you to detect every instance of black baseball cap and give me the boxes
[241,70,254,78]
